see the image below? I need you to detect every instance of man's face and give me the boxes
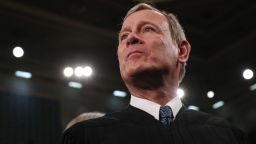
[117,9,180,81]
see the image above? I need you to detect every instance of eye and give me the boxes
[119,33,128,41]
[142,26,155,33]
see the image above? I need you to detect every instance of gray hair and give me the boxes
[65,112,105,130]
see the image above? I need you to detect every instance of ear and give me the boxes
[178,40,191,63]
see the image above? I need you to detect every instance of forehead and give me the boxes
[121,9,168,29]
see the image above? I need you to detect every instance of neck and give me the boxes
[125,70,179,106]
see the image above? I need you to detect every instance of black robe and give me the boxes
[61,105,249,144]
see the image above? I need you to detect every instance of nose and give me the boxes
[126,34,143,46]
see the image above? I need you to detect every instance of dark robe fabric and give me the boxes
[61,105,249,144]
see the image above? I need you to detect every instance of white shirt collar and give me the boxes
[130,95,182,120]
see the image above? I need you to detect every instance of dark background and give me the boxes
[0,0,256,143]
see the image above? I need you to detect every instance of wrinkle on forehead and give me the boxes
[121,9,170,33]
[125,9,165,22]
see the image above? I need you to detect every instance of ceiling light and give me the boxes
[243,69,254,80]
[83,66,93,77]
[74,66,83,77]
[212,101,224,109]
[63,67,73,77]
[207,91,214,98]
[68,81,82,89]
[13,46,24,58]
[113,90,127,97]
[188,105,199,111]
[15,70,32,79]
[177,88,184,98]
[249,83,256,91]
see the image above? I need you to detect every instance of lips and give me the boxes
[127,50,143,59]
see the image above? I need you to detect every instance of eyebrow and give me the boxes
[119,27,131,37]
[119,20,158,36]
[138,21,158,30]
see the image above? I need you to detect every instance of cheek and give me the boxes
[117,46,124,61]
[117,46,127,72]
[146,36,165,51]
[153,37,179,64]
[160,36,178,55]
[150,37,172,56]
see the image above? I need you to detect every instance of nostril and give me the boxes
[127,37,140,45]
[132,39,139,44]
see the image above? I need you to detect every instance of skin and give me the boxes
[117,9,190,106]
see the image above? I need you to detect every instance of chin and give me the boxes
[120,66,141,80]
[126,64,161,78]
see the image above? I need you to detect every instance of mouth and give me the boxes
[127,51,143,59]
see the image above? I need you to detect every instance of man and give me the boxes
[62,3,248,144]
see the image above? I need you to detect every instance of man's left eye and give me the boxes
[143,26,155,32]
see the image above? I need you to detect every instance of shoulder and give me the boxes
[61,112,124,144]
[67,111,125,129]
[177,108,230,128]
[177,108,250,143]
[62,106,155,142]
[63,109,135,133]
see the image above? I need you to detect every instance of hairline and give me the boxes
[119,14,169,39]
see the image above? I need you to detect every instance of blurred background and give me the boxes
[0,0,256,143]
